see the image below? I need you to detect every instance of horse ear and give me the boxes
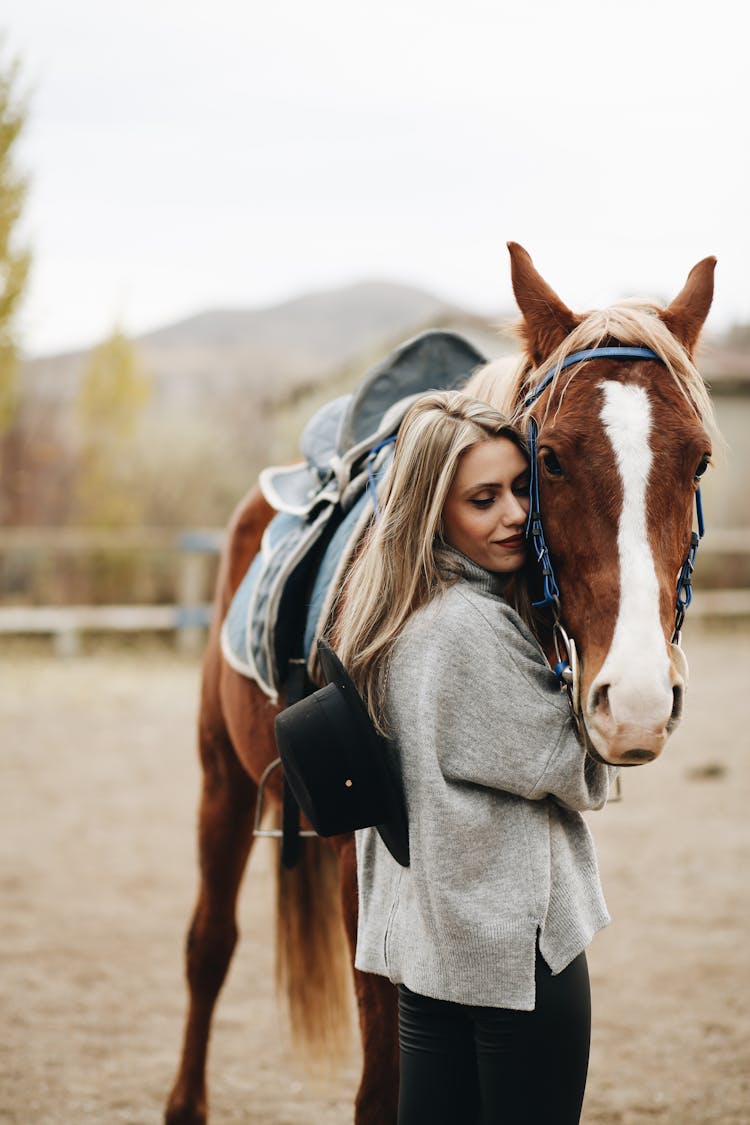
[660,256,717,357]
[507,242,580,366]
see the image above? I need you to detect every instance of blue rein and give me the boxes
[674,486,705,638]
[526,414,561,609]
[523,345,704,645]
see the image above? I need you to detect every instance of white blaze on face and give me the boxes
[591,380,673,734]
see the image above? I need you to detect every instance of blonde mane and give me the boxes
[466,301,718,441]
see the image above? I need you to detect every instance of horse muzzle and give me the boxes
[582,643,689,766]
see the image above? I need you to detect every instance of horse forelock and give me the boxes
[506,301,718,441]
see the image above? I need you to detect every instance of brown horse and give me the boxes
[165,244,717,1124]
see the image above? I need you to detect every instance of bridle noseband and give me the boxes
[522,345,705,696]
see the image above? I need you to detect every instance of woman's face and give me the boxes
[442,437,530,573]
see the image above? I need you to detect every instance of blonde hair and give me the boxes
[333,391,529,731]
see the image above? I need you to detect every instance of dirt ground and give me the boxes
[1,625,749,1125]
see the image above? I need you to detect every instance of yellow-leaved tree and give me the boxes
[0,44,31,433]
[74,326,152,526]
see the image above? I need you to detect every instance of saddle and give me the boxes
[220,328,487,701]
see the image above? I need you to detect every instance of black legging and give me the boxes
[397,948,591,1125]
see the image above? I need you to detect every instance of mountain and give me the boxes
[20,276,745,417]
[21,280,509,410]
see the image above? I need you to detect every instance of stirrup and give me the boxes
[253,757,317,839]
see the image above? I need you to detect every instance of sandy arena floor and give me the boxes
[1,626,749,1124]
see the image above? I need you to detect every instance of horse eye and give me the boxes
[541,449,564,478]
[694,454,711,482]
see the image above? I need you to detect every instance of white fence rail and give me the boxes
[0,527,224,656]
[0,527,748,657]
[0,603,213,657]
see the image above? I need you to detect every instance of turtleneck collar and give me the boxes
[440,544,512,598]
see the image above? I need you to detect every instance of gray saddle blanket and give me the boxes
[220,329,486,701]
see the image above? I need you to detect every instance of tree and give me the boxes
[73,326,152,525]
[0,44,31,433]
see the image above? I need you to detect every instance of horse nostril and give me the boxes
[621,748,656,765]
[668,684,684,729]
[591,683,611,718]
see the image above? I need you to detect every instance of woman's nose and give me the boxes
[502,493,529,525]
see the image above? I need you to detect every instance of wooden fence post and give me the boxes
[176,531,223,656]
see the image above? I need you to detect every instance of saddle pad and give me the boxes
[304,482,381,673]
[221,455,390,701]
[259,395,351,516]
[220,505,335,699]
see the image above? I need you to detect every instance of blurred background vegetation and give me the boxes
[1,46,748,617]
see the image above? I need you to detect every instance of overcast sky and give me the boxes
[3,0,749,356]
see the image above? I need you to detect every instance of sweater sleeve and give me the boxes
[393,587,616,812]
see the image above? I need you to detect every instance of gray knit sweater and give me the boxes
[354,552,616,1011]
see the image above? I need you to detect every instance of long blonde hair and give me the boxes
[333,391,529,730]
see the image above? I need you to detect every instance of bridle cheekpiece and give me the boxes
[522,345,705,688]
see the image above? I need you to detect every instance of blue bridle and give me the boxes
[523,345,704,646]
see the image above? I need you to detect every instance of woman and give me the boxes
[334,391,617,1125]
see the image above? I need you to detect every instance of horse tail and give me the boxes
[275,836,354,1065]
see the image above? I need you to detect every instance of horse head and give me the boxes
[506,243,717,766]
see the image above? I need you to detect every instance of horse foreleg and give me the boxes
[165,728,257,1125]
[338,837,399,1125]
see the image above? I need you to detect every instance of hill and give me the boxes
[21,280,508,410]
[9,279,747,530]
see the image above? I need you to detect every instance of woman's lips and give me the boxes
[495,535,525,549]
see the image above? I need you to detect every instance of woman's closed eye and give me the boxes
[469,496,495,509]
